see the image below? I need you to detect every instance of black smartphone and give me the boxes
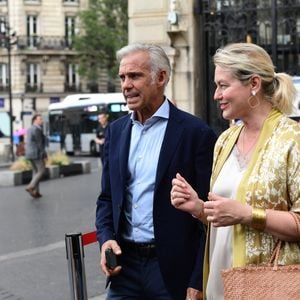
[105,248,118,269]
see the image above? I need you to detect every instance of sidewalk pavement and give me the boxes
[1,154,106,298]
[0,158,11,169]
[89,295,106,300]
[0,154,12,169]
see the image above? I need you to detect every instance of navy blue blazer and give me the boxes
[96,101,216,300]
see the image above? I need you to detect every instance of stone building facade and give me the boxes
[0,0,90,131]
[128,0,201,115]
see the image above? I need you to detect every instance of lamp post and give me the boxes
[0,20,15,161]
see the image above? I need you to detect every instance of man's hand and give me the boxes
[100,240,122,277]
[186,287,203,300]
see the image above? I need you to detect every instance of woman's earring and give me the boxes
[248,90,260,109]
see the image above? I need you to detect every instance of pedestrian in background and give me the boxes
[16,135,25,157]
[95,112,109,163]
[171,42,300,299]
[95,43,216,300]
[25,114,47,198]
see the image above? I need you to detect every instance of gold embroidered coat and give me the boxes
[203,109,300,295]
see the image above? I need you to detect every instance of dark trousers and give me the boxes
[107,243,173,300]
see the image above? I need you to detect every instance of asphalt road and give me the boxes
[0,156,107,300]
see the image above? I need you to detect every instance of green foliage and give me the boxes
[74,0,128,90]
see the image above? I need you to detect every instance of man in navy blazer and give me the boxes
[95,43,216,300]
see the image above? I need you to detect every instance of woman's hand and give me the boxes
[205,192,252,227]
[171,173,204,219]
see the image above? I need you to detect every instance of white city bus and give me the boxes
[47,93,128,155]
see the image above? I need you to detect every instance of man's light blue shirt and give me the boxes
[122,99,169,242]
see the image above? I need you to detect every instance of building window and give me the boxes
[0,16,7,48]
[24,0,40,3]
[0,63,8,91]
[26,63,40,92]
[65,63,80,91]
[27,15,38,47]
[65,16,75,48]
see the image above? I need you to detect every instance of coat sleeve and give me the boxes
[95,124,115,247]
[95,117,131,248]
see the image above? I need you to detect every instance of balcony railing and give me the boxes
[64,83,82,92]
[16,36,74,50]
[25,83,43,93]
[0,84,9,92]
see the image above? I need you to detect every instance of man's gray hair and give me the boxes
[116,43,171,86]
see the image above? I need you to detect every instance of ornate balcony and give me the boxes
[25,83,43,93]
[64,83,82,92]
[0,84,9,92]
[16,36,74,50]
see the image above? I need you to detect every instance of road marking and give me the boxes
[0,240,65,262]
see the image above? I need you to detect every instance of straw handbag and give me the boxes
[221,212,300,300]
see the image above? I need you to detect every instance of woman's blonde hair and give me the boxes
[213,43,296,115]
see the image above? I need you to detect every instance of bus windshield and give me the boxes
[47,93,128,155]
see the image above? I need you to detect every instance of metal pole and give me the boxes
[271,0,278,66]
[1,20,15,161]
[65,233,88,300]
[7,28,14,161]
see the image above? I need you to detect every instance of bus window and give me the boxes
[108,103,129,120]
[81,114,98,134]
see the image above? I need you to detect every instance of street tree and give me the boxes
[74,0,128,92]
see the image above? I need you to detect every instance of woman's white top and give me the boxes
[206,146,247,300]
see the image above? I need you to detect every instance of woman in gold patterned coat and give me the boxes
[170,43,300,300]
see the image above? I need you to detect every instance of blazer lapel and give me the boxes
[118,116,132,182]
[155,105,184,189]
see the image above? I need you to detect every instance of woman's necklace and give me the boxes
[236,127,259,169]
